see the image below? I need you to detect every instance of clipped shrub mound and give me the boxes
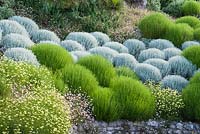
[138,12,172,39]
[0,58,55,97]
[9,16,39,36]
[103,42,128,53]
[91,87,119,122]
[113,53,138,71]
[182,45,200,68]
[144,58,171,77]
[123,39,146,59]
[138,48,165,62]
[91,32,110,46]
[4,48,39,66]
[60,64,99,95]
[77,55,116,87]
[181,41,200,50]
[115,67,139,80]
[31,44,73,71]
[147,82,184,120]
[148,39,174,50]
[0,20,29,37]
[168,56,196,78]
[189,72,200,84]
[0,90,71,134]
[89,46,118,63]
[70,51,91,61]
[182,1,200,16]
[66,32,98,50]
[175,16,200,28]
[194,28,200,41]
[135,63,162,82]
[39,41,60,46]
[164,23,194,47]
[110,77,155,121]
[163,47,182,60]
[161,75,188,91]
[182,83,200,121]
[0,33,34,49]
[31,29,60,43]
[61,40,85,52]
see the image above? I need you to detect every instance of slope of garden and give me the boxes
[1,0,200,133]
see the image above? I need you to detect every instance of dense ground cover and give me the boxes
[1,0,200,133]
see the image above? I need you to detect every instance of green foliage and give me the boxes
[147,82,184,120]
[110,77,155,121]
[164,23,194,47]
[0,58,55,98]
[77,55,116,87]
[0,7,15,20]
[182,0,200,16]
[91,87,120,122]
[194,28,200,40]
[115,67,139,80]
[189,72,200,84]
[182,45,200,68]
[31,44,73,71]
[175,16,200,28]
[138,12,172,39]
[162,0,184,17]
[160,0,173,8]
[0,90,71,134]
[182,83,200,121]
[0,77,10,99]
[147,0,161,11]
[60,64,99,95]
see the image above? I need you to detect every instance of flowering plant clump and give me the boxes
[146,82,184,120]
[0,90,71,134]
[65,90,98,133]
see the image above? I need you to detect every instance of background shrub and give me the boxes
[147,0,161,11]
[161,75,189,91]
[31,29,60,43]
[182,0,200,16]
[175,16,200,28]
[0,7,15,20]
[89,46,119,63]
[4,48,39,66]
[91,32,110,46]
[144,58,171,77]
[9,16,39,36]
[182,45,200,68]
[103,42,129,53]
[182,83,200,121]
[61,40,85,52]
[0,58,55,97]
[0,20,29,37]
[0,90,71,134]
[147,82,184,120]
[164,23,194,47]
[77,55,116,87]
[148,39,174,50]
[123,39,146,59]
[110,77,155,121]
[163,47,182,60]
[181,41,200,50]
[113,53,138,71]
[66,32,98,50]
[138,12,172,39]
[135,63,162,82]
[138,48,165,62]
[162,0,184,17]
[194,28,200,41]
[60,64,99,95]
[168,56,196,78]
[91,87,119,122]
[115,67,139,80]
[0,33,34,49]
[31,44,73,71]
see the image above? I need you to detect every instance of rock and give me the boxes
[174,130,182,134]
[147,120,159,127]
[176,123,183,129]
